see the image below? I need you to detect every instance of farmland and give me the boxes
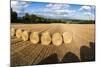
[11,24,95,66]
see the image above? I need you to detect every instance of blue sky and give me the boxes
[11,1,95,20]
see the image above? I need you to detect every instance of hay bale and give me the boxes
[11,28,16,37]
[30,32,39,44]
[41,32,51,45]
[62,32,73,44]
[22,30,29,41]
[52,33,62,46]
[16,29,23,38]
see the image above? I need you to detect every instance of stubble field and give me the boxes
[11,24,95,66]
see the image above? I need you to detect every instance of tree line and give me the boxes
[11,8,66,24]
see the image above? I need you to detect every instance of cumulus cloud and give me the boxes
[84,12,94,18]
[79,5,92,11]
[84,12,92,15]
[11,1,30,13]
[32,3,95,20]
[46,3,70,9]
[33,3,76,19]
[46,3,53,7]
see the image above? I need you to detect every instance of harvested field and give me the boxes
[11,24,95,66]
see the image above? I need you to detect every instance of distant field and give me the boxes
[11,23,95,66]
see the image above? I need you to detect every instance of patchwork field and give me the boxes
[11,24,95,66]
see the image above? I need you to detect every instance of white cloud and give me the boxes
[33,8,76,19]
[84,12,92,15]
[84,12,94,17]
[55,9,75,13]
[11,1,30,13]
[82,12,95,20]
[31,3,78,19]
[34,3,75,18]
[77,5,95,20]
[34,4,95,20]
[46,3,70,10]
[46,3,53,7]
[79,6,92,11]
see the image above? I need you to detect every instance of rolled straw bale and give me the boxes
[11,28,16,37]
[52,33,62,46]
[16,29,23,38]
[30,32,39,44]
[22,30,30,41]
[62,32,73,44]
[41,32,51,45]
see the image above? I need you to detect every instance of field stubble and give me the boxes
[11,24,95,66]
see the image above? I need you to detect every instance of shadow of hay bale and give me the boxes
[61,52,80,63]
[80,42,95,62]
[36,42,95,65]
[37,53,59,65]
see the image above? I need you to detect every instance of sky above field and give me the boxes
[11,1,95,20]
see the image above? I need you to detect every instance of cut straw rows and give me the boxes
[11,28,73,46]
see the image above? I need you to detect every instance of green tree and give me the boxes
[11,8,18,22]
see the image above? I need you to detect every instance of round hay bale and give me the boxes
[22,30,29,41]
[52,33,62,46]
[41,32,51,45]
[62,32,73,44]
[16,29,23,38]
[30,32,39,44]
[11,28,16,37]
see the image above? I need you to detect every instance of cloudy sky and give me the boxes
[11,1,95,20]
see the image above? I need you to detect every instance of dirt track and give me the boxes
[11,24,95,66]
